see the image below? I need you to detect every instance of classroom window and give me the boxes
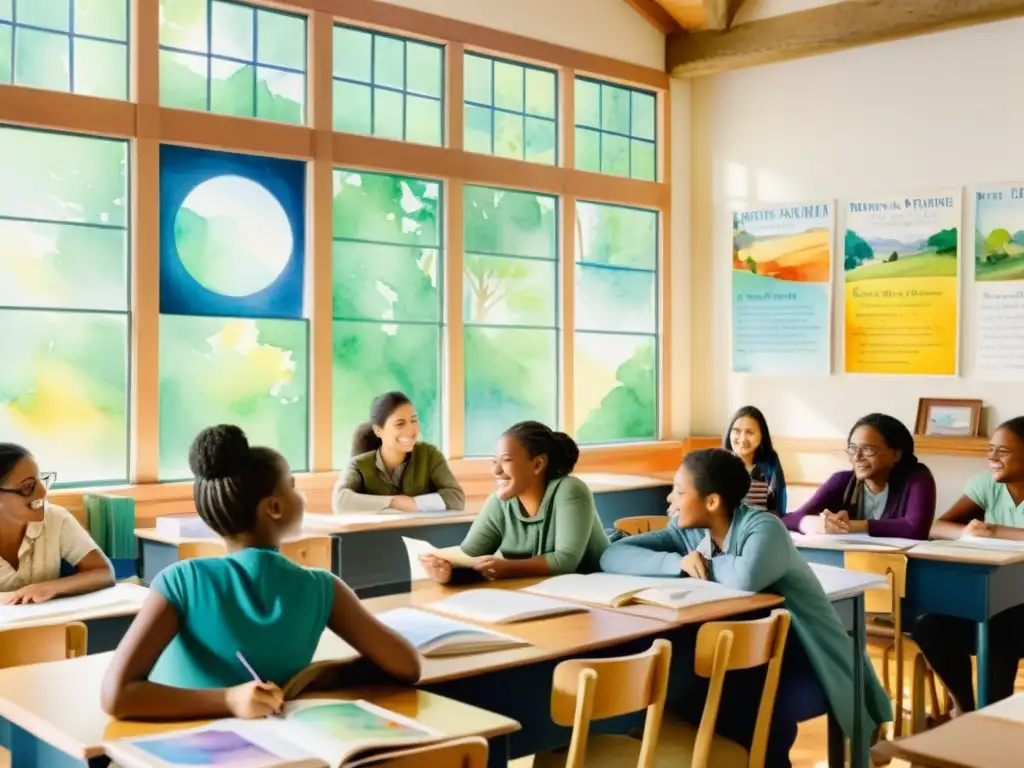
[0,0,129,99]
[574,201,657,444]
[332,169,443,466]
[463,185,558,456]
[574,77,656,182]
[0,126,130,485]
[157,145,309,479]
[463,53,557,166]
[158,0,306,125]
[332,25,443,147]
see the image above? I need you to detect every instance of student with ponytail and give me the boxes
[0,443,113,603]
[783,413,936,539]
[419,421,609,583]
[332,391,464,514]
[102,425,420,721]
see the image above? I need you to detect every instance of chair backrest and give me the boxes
[0,622,88,669]
[177,541,226,560]
[371,736,488,767]
[614,516,670,536]
[549,638,672,768]
[692,609,791,768]
[843,552,907,617]
[280,536,332,570]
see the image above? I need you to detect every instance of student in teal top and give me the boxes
[419,421,609,583]
[600,448,891,768]
[917,416,1024,713]
[101,425,421,721]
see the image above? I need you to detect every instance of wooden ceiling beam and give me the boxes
[703,0,745,30]
[622,0,684,34]
[668,0,1024,77]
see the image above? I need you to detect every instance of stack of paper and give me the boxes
[155,514,216,539]
[0,583,149,626]
[375,607,529,657]
[426,589,587,624]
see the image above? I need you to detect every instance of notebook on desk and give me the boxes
[808,563,888,600]
[790,532,921,550]
[375,606,529,656]
[104,698,443,768]
[426,588,588,624]
[0,582,149,627]
[523,573,752,609]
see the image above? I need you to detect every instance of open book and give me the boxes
[524,573,752,609]
[426,588,588,624]
[375,606,529,656]
[104,699,443,768]
[0,582,149,627]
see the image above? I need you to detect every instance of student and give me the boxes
[332,391,465,514]
[915,416,1024,713]
[419,421,608,583]
[723,405,787,515]
[600,449,891,767]
[0,443,114,605]
[101,425,420,721]
[783,413,935,539]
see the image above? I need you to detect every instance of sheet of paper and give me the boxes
[412,493,447,512]
[957,534,1024,551]
[427,588,586,624]
[400,537,437,581]
[375,607,517,647]
[910,540,1024,562]
[0,582,149,626]
[525,573,679,606]
[808,563,887,600]
[790,532,919,550]
[978,692,1024,724]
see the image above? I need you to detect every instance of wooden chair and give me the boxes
[373,736,488,767]
[0,622,88,669]
[532,639,672,768]
[614,516,669,536]
[178,537,332,570]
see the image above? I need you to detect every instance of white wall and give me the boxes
[688,20,1024,506]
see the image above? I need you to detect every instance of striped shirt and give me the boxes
[744,479,770,510]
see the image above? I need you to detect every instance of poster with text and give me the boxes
[973,185,1024,380]
[731,202,833,375]
[843,191,960,375]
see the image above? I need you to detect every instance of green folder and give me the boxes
[83,493,138,561]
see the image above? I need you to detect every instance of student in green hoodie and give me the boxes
[332,391,465,515]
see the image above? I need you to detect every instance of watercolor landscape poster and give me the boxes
[843,191,960,375]
[973,185,1024,379]
[731,202,833,375]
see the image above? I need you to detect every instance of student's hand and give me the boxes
[418,554,452,584]
[823,510,850,534]
[0,582,58,605]
[963,519,995,538]
[473,556,512,580]
[680,551,709,580]
[390,495,420,513]
[225,681,284,719]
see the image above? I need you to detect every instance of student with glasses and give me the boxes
[783,413,936,539]
[0,443,114,605]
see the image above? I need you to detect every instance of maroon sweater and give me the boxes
[783,464,936,540]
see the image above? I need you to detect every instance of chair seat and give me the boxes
[531,717,750,767]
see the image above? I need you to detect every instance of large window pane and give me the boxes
[574,76,657,181]
[158,315,309,479]
[575,333,656,444]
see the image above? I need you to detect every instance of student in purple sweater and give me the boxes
[783,413,936,539]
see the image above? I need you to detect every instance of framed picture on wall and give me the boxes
[914,398,983,438]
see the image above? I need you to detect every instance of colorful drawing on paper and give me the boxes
[843,191,960,375]
[972,185,1024,379]
[288,702,430,741]
[130,729,283,766]
[731,203,832,375]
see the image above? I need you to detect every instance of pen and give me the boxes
[236,651,263,683]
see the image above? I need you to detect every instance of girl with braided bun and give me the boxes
[102,425,420,721]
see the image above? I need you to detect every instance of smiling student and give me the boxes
[783,413,935,539]
[419,421,608,583]
[915,416,1024,713]
[0,444,114,605]
[332,391,465,514]
[102,425,420,721]
[724,405,787,516]
[600,449,891,767]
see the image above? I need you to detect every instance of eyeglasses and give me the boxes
[0,472,56,498]
[846,445,881,459]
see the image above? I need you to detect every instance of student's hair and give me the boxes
[843,413,920,507]
[504,421,580,482]
[682,448,751,513]
[350,391,414,457]
[997,416,1024,446]
[0,444,30,486]
[189,425,285,537]
[722,405,780,467]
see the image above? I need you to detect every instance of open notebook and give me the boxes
[104,699,443,768]
[524,573,753,609]
[426,588,588,624]
[375,606,529,656]
[0,583,149,627]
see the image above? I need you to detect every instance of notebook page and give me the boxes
[808,563,887,600]
[633,579,753,609]
[790,532,918,550]
[400,537,437,581]
[525,573,679,606]
[957,535,1024,551]
[375,607,521,649]
[909,540,1024,563]
[0,583,148,626]
[427,589,587,624]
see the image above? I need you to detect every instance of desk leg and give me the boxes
[487,734,510,768]
[976,618,991,708]
[851,593,867,768]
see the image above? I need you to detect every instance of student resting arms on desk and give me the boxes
[0,443,114,605]
[332,391,465,514]
[783,413,936,539]
[724,405,787,516]
[600,449,891,768]
[915,416,1024,714]
[419,421,609,583]
[101,425,420,721]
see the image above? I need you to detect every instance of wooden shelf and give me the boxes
[684,435,989,459]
